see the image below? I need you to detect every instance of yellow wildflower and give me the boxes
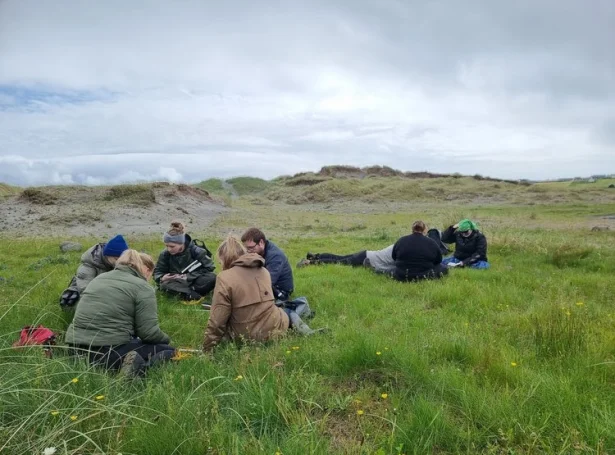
[511,362,518,367]
[285,350,291,355]
[50,411,59,416]
[71,378,79,384]
[376,351,382,356]
[70,415,77,421]
[234,375,243,381]
[357,409,364,416]
[575,302,584,306]
[381,393,388,399]
[95,395,105,400]
[291,346,300,350]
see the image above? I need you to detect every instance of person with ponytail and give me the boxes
[154,221,216,301]
[391,220,448,282]
[65,249,175,377]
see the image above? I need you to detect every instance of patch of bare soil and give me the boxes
[0,183,229,238]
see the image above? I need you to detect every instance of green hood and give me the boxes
[457,219,478,232]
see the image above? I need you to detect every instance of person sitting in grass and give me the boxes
[241,227,293,302]
[203,236,323,353]
[65,249,175,378]
[59,234,129,309]
[441,219,489,269]
[154,221,216,301]
[203,235,290,352]
[391,220,448,282]
[297,245,396,275]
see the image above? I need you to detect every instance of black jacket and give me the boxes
[154,234,216,284]
[264,240,294,295]
[392,233,443,279]
[441,226,488,265]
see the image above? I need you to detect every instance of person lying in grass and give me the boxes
[297,245,396,274]
[392,220,448,281]
[59,234,129,309]
[154,220,216,301]
[65,249,175,378]
[441,219,490,269]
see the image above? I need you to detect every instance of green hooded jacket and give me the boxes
[153,234,215,284]
[65,264,170,347]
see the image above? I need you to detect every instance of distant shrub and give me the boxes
[549,245,593,268]
[19,188,57,205]
[105,184,156,204]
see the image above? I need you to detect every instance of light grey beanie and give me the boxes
[163,232,185,244]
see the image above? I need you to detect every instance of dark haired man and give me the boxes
[241,227,294,301]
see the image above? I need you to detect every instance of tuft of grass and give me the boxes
[20,188,58,205]
[104,184,156,204]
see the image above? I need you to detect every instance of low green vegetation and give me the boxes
[226,176,271,196]
[103,184,156,205]
[0,183,19,198]
[196,178,227,195]
[1,193,614,454]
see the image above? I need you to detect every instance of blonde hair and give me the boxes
[217,235,246,271]
[116,249,155,274]
[412,220,426,233]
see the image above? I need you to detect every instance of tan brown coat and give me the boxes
[203,253,289,352]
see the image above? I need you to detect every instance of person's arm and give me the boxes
[74,263,99,294]
[391,241,399,261]
[462,234,487,266]
[441,225,457,244]
[265,253,284,286]
[434,241,443,265]
[153,251,169,284]
[203,280,232,352]
[190,245,216,274]
[134,287,171,344]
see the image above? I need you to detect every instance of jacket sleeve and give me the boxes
[441,226,457,244]
[391,241,399,261]
[191,245,216,273]
[433,241,443,265]
[153,251,169,284]
[203,280,232,352]
[75,263,99,294]
[462,234,487,266]
[134,286,171,344]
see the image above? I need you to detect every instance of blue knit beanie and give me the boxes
[103,235,129,257]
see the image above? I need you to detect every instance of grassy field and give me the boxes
[1,193,615,453]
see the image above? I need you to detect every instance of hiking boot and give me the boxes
[288,312,328,336]
[119,351,145,379]
[296,258,311,268]
[306,252,318,260]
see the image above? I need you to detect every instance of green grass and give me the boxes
[195,178,227,195]
[226,176,271,196]
[1,201,615,454]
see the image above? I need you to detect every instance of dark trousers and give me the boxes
[71,339,176,371]
[160,272,216,299]
[393,264,448,282]
[316,250,367,266]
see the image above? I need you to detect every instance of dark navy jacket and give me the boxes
[264,240,294,296]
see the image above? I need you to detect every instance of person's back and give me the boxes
[391,221,446,281]
[204,251,289,351]
[263,240,294,296]
[66,264,170,347]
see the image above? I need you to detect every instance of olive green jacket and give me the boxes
[65,265,170,347]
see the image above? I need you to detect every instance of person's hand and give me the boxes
[453,223,459,229]
[161,273,175,282]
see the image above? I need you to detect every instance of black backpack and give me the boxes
[192,239,213,259]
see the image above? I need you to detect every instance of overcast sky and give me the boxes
[0,0,613,185]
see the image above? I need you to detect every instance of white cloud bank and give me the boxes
[0,0,613,185]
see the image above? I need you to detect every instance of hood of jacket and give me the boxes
[80,243,112,268]
[231,253,265,269]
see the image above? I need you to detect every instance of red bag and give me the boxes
[13,325,57,358]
